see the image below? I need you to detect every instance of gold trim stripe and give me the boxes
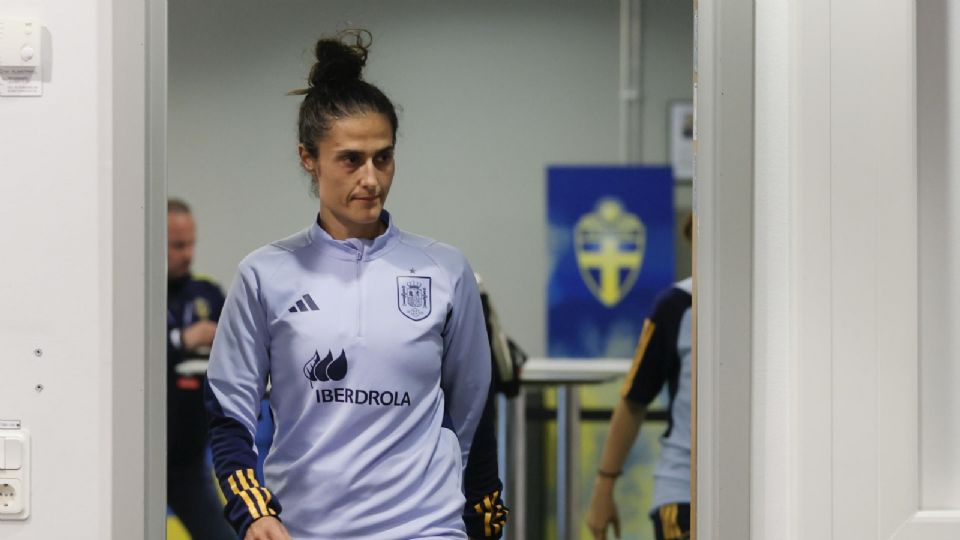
[228,470,268,519]
[235,470,251,491]
[249,487,269,518]
[621,319,657,397]
[237,490,261,520]
[246,469,260,488]
[260,487,276,516]
[472,491,507,537]
[244,469,270,515]
[660,503,684,539]
[227,475,240,495]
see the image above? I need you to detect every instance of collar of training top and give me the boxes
[308,210,400,261]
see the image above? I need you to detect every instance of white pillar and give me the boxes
[0,0,163,538]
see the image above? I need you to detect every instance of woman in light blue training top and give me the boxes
[204,30,507,540]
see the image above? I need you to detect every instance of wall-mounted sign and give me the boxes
[547,166,674,358]
[669,101,694,180]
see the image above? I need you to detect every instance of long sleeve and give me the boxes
[461,381,508,539]
[620,286,690,406]
[439,258,507,538]
[203,262,282,536]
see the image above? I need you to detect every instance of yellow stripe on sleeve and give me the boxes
[246,469,260,488]
[472,490,507,537]
[235,470,252,491]
[237,490,261,520]
[261,487,277,515]
[621,319,657,398]
[261,487,275,515]
[660,503,683,539]
[248,484,270,518]
[227,475,240,495]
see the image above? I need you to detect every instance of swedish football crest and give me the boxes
[193,298,211,321]
[574,198,646,307]
[397,276,432,321]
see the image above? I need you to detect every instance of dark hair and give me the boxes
[168,198,191,214]
[290,29,399,161]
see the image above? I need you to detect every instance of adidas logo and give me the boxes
[288,294,319,313]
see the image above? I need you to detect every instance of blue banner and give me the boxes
[547,166,675,358]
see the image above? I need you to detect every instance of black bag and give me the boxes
[476,274,526,398]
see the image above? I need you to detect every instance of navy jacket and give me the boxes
[167,273,225,465]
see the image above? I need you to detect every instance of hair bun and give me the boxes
[307,29,371,89]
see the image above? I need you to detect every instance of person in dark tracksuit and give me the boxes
[167,198,235,539]
[587,215,694,540]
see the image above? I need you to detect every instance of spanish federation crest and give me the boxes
[397,276,432,321]
[574,198,646,308]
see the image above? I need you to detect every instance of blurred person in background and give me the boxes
[167,198,235,539]
[586,213,694,540]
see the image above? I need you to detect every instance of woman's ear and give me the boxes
[298,144,317,174]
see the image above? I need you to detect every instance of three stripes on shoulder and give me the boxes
[289,293,319,313]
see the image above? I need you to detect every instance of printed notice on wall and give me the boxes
[0,67,41,96]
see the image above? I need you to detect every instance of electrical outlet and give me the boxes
[0,479,22,515]
[0,428,28,520]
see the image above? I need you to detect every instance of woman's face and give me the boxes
[299,113,396,240]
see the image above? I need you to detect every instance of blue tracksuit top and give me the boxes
[204,212,495,539]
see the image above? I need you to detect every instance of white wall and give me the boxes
[0,0,156,538]
[641,0,694,165]
[169,0,693,357]
[642,0,695,279]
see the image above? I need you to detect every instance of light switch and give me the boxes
[0,429,28,520]
[3,439,20,470]
[0,19,42,68]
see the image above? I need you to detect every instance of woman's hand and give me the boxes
[244,516,292,540]
[586,477,621,540]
